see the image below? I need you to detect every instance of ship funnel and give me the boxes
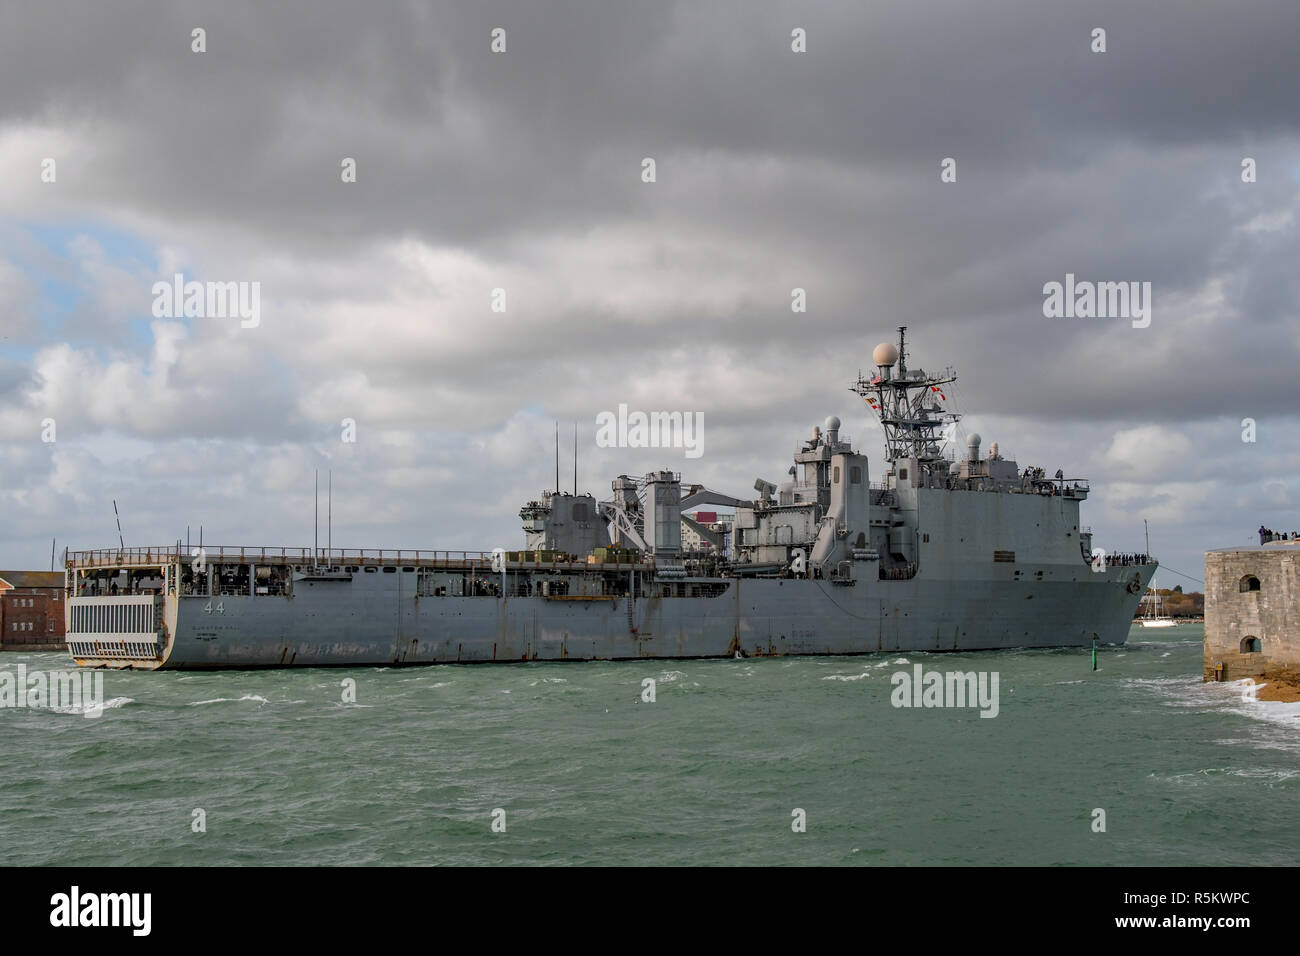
[967,433,982,463]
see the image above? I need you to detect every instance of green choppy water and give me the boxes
[1,624,1296,866]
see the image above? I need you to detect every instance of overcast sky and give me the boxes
[1,0,1297,588]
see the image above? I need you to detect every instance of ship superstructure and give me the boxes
[62,329,1155,669]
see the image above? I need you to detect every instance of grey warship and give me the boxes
[62,329,1155,669]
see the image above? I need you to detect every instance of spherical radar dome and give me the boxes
[824,415,841,431]
[872,342,899,367]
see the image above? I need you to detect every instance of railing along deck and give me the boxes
[65,547,650,572]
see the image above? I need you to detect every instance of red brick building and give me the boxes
[0,571,66,651]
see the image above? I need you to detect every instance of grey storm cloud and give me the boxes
[0,0,1297,577]
[5,0,1296,419]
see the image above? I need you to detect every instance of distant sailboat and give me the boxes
[1138,588,1178,628]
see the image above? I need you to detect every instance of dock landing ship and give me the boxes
[63,329,1155,670]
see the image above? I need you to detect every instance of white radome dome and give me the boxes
[872,342,899,367]
[824,415,841,431]
[967,433,982,447]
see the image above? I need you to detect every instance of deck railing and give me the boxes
[66,546,653,572]
[66,546,499,568]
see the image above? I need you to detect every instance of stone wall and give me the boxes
[1204,546,1300,681]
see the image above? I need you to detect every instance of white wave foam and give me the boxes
[1163,766,1300,784]
[1228,698,1300,728]
[822,673,870,682]
[187,694,270,706]
[49,696,134,715]
[1131,676,1300,727]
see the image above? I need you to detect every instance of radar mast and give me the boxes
[851,326,960,467]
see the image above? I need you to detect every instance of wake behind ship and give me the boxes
[63,329,1155,669]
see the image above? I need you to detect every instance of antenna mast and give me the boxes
[112,499,125,551]
[850,325,959,466]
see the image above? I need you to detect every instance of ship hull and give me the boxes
[73,564,1153,670]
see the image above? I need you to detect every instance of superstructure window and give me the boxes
[850,466,862,484]
[833,466,840,484]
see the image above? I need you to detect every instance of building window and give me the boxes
[1239,575,1261,592]
[1240,636,1261,653]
